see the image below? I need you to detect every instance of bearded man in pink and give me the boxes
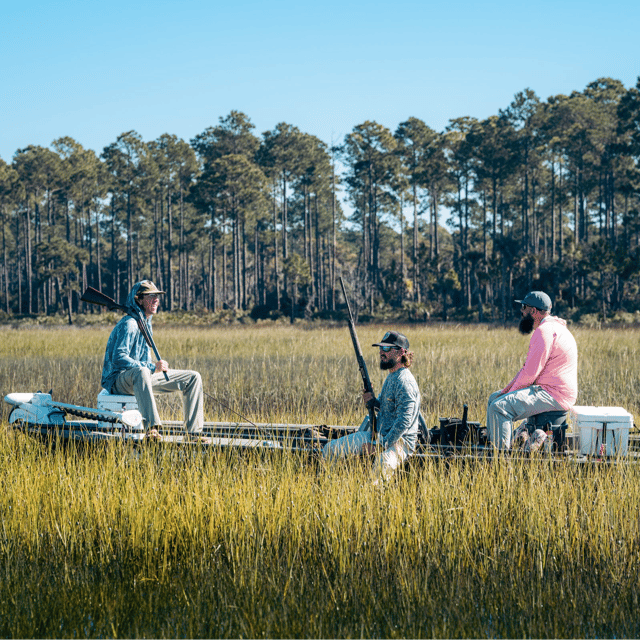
[486,291,578,450]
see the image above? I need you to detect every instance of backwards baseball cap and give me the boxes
[136,280,165,296]
[372,330,409,350]
[515,291,552,311]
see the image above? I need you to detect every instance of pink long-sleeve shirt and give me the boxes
[502,316,578,409]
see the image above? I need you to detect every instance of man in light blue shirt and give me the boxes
[101,280,206,441]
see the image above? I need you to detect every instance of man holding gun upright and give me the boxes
[322,331,421,480]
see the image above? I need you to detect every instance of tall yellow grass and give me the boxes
[2,323,639,424]
[0,323,639,637]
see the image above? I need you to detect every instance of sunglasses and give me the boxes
[379,345,400,352]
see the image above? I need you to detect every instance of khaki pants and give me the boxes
[322,429,412,481]
[486,385,564,450]
[113,366,204,433]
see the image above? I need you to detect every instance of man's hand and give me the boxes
[363,391,375,405]
[154,360,169,374]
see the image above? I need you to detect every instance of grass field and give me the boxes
[1,322,639,638]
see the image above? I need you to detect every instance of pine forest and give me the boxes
[3,76,640,324]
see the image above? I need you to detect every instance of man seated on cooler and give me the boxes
[486,291,578,450]
[101,280,207,442]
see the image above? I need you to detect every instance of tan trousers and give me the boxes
[322,429,412,481]
[113,366,204,433]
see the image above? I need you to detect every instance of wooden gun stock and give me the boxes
[80,286,125,312]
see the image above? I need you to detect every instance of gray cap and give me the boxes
[515,291,552,311]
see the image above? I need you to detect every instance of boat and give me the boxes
[2,391,351,452]
[5,390,638,464]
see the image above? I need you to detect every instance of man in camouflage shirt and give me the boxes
[322,330,421,480]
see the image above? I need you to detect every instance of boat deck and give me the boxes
[10,416,640,463]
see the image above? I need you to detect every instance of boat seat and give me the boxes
[523,410,568,451]
[97,388,139,412]
[96,389,140,431]
[526,410,568,428]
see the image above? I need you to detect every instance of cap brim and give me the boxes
[515,300,549,310]
[372,342,400,348]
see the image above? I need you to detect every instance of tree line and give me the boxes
[2,76,640,324]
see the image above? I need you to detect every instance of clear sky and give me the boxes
[2,0,639,163]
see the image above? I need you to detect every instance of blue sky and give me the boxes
[2,0,639,163]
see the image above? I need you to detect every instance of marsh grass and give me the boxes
[1,323,640,637]
[3,323,640,424]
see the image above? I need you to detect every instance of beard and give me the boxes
[379,358,395,370]
[519,313,535,335]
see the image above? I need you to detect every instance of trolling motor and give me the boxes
[429,404,487,448]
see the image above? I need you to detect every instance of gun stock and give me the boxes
[339,277,378,442]
[80,286,125,312]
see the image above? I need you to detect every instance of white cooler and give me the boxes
[97,389,139,430]
[570,406,633,457]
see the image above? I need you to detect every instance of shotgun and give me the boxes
[81,286,170,382]
[339,277,379,443]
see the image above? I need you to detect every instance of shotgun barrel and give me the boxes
[339,277,378,443]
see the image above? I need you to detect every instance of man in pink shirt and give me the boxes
[486,291,578,450]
